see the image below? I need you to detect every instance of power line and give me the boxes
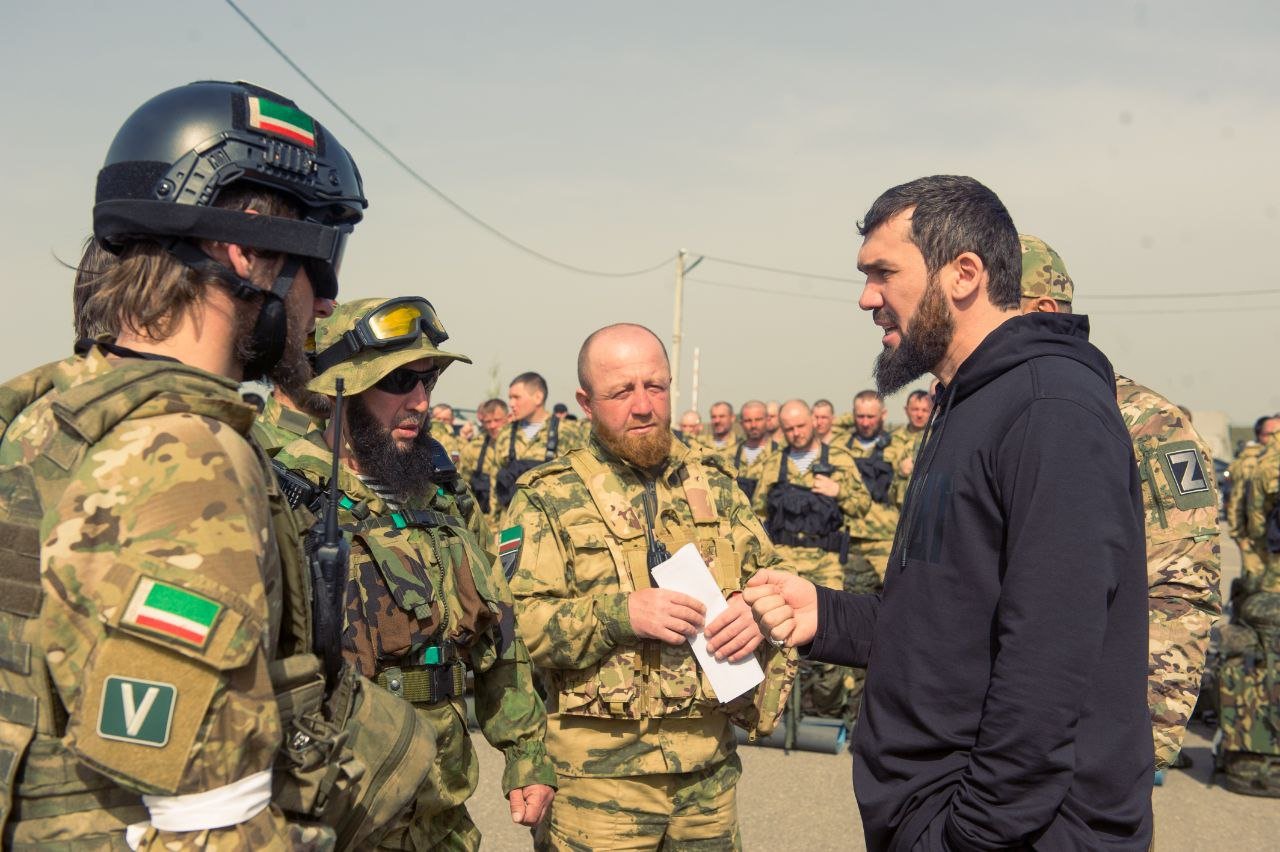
[223,0,674,279]
[689,277,857,304]
[697,254,858,283]
[1086,287,1280,300]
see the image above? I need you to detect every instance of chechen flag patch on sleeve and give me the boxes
[247,95,317,148]
[498,526,523,580]
[122,578,222,649]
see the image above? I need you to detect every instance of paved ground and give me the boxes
[467,528,1280,848]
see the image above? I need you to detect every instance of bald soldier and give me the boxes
[732,400,779,500]
[701,400,740,457]
[502,323,794,849]
[1020,234,1220,773]
[675,409,704,443]
[752,401,869,720]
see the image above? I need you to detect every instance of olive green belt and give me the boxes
[375,661,466,704]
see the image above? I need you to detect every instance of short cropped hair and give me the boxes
[858,175,1021,310]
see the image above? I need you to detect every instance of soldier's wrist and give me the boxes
[596,592,637,645]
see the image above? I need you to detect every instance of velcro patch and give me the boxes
[122,577,222,650]
[96,676,177,748]
[1156,440,1216,511]
[498,525,523,580]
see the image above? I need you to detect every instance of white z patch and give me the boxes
[1166,448,1208,495]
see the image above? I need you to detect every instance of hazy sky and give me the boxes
[3,1,1276,426]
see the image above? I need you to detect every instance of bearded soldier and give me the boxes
[503,323,794,849]
[275,297,556,848]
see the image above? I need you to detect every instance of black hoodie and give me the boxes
[809,313,1152,850]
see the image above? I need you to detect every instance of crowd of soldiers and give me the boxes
[2,79,1277,852]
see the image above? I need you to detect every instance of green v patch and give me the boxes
[97,676,177,747]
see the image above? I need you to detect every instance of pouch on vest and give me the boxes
[273,660,440,849]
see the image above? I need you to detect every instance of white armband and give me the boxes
[125,769,273,849]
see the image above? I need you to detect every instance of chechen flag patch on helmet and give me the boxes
[248,96,316,148]
[499,526,523,580]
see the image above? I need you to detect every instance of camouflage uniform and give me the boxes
[503,434,794,850]
[0,346,295,848]
[459,432,505,520]
[1220,433,1280,794]
[752,443,869,720]
[279,297,556,848]
[1228,442,1269,589]
[1115,376,1221,771]
[492,417,583,513]
[432,425,467,468]
[697,431,740,464]
[1020,237,1224,772]
[276,435,556,848]
[251,392,319,458]
[841,432,901,585]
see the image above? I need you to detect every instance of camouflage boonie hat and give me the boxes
[1020,234,1074,304]
[308,297,472,396]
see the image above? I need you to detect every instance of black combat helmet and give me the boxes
[92,80,368,376]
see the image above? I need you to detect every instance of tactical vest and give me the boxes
[734,440,776,501]
[1217,591,1280,796]
[763,445,849,562]
[470,435,493,515]
[552,448,745,721]
[848,432,894,504]
[1266,462,1280,556]
[280,440,508,707]
[495,417,559,511]
[0,356,274,845]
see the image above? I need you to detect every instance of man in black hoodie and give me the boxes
[745,176,1152,850]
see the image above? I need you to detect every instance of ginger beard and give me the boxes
[874,272,955,396]
[593,413,672,471]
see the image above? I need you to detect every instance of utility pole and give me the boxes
[691,346,701,415]
[671,249,702,416]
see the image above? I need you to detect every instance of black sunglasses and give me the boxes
[373,365,441,395]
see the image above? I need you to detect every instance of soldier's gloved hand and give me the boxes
[705,592,765,662]
[628,588,705,644]
[509,783,555,826]
[743,569,819,648]
[811,474,839,497]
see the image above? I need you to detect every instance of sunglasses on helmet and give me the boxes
[373,365,442,396]
[314,297,449,374]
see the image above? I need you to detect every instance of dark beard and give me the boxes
[232,286,329,418]
[874,275,955,395]
[595,420,673,471]
[346,394,437,500]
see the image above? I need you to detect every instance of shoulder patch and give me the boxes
[1157,440,1215,510]
[122,578,222,650]
[498,525,523,580]
[96,675,177,747]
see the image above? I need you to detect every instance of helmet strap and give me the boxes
[160,238,299,380]
[242,256,301,380]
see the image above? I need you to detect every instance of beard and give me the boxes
[594,418,673,471]
[233,281,332,419]
[345,394,437,500]
[873,274,955,396]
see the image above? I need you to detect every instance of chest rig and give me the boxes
[342,487,502,706]
[555,449,743,720]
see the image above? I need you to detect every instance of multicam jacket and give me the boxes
[842,431,902,541]
[503,434,792,779]
[0,346,293,848]
[1115,375,1222,769]
[274,434,554,811]
[251,393,319,458]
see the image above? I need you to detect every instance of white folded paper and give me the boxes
[650,543,764,703]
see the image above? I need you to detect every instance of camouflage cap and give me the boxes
[1019,234,1074,304]
[308,297,472,396]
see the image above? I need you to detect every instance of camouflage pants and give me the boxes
[777,546,848,719]
[1238,539,1266,588]
[842,540,892,729]
[535,754,742,851]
